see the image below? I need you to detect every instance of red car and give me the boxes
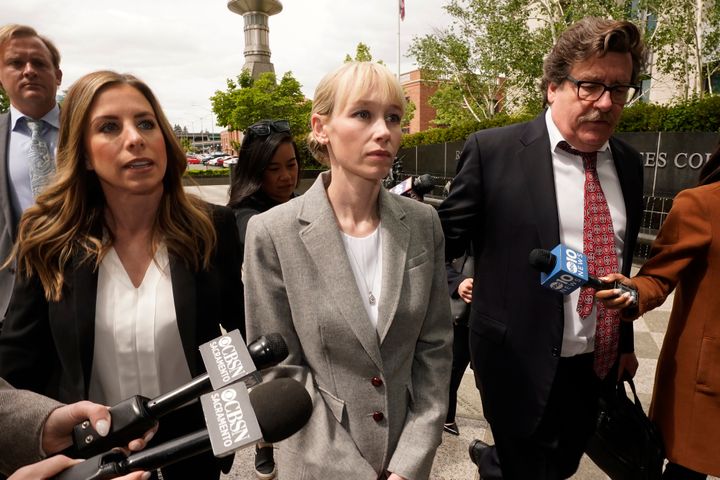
[186,155,201,165]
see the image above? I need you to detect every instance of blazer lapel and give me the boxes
[64,258,98,397]
[376,189,409,343]
[0,114,16,238]
[298,173,383,369]
[170,256,199,375]
[520,114,560,249]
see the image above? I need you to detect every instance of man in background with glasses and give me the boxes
[438,17,646,479]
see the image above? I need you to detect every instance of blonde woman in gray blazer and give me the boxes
[243,62,453,480]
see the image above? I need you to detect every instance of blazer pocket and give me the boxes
[696,336,720,394]
[471,312,507,346]
[406,250,429,270]
[317,386,346,424]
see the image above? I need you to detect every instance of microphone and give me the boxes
[412,174,435,197]
[529,244,637,304]
[53,378,313,480]
[69,332,288,458]
[388,175,435,201]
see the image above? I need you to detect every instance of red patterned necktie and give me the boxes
[558,141,620,379]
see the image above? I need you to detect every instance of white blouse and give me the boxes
[89,245,192,405]
[341,225,383,330]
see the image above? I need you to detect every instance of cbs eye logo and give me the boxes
[565,261,578,274]
[550,281,564,290]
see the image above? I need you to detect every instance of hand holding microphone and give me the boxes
[52,378,312,480]
[67,332,288,459]
[594,272,639,312]
[529,244,638,308]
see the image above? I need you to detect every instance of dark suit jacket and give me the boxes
[437,113,643,438]
[0,204,243,475]
[0,113,17,321]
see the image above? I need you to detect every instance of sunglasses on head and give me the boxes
[245,119,291,138]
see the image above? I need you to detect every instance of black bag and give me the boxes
[449,254,473,325]
[585,378,665,480]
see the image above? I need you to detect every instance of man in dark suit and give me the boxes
[0,24,62,322]
[438,18,646,479]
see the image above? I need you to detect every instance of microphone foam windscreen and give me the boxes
[264,333,289,365]
[413,174,435,195]
[250,378,312,443]
[528,248,555,273]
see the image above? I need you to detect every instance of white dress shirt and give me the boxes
[7,104,59,214]
[89,245,192,405]
[545,109,627,357]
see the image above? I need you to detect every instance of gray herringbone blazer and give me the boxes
[244,172,452,480]
[0,377,62,475]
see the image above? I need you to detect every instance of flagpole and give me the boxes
[397,0,401,79]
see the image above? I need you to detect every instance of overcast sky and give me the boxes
[3,0,453,132]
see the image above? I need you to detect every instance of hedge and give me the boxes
[399,95,720,148]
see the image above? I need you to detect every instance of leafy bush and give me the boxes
[185,168,230,177]
[401,94,720,149]
[616,102,668,132]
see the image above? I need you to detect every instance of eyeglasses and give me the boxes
[245,119,291,137]
[565,75,640,105]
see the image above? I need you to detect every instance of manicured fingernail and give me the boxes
[141,472,151,480]
[143,430,155,443]
[95,419,109,437]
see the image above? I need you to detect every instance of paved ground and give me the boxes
[186,185,703,479]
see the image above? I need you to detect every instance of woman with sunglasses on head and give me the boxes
[227,118,299,480]
[0,71,242,480]
[243,62,452,480]
[229,119,299,261]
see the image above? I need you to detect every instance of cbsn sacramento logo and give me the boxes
[542,245,589,294]
[200,383,263,457]
[199,329,257,390]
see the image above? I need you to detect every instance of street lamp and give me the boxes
[192,104,217,152]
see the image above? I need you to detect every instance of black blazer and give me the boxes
[0,204,243,477]
[437,113,643,438]
[0,113,17,322]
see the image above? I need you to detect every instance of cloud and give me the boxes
[3,0,452,131]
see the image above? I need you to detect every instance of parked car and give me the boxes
[224,157,238,167]
[186,155,201,165]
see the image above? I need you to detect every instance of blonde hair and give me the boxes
[307,62,406,165]
[0,24,61,69]
[10,71,217,301]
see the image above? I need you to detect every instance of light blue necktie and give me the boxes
[26,118,55,198]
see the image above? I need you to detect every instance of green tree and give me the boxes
[345,42,379,63]
[409,0,634,126]
[0,90,8,113]
[210,70,312,137]
[180,137,193,153]
[637,0,720,100]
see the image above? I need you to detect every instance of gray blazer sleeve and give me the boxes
[0,377,62,475]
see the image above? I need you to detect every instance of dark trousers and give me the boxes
[478,352,606,480]
[446,323,471,423]
[663,463,707,480]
